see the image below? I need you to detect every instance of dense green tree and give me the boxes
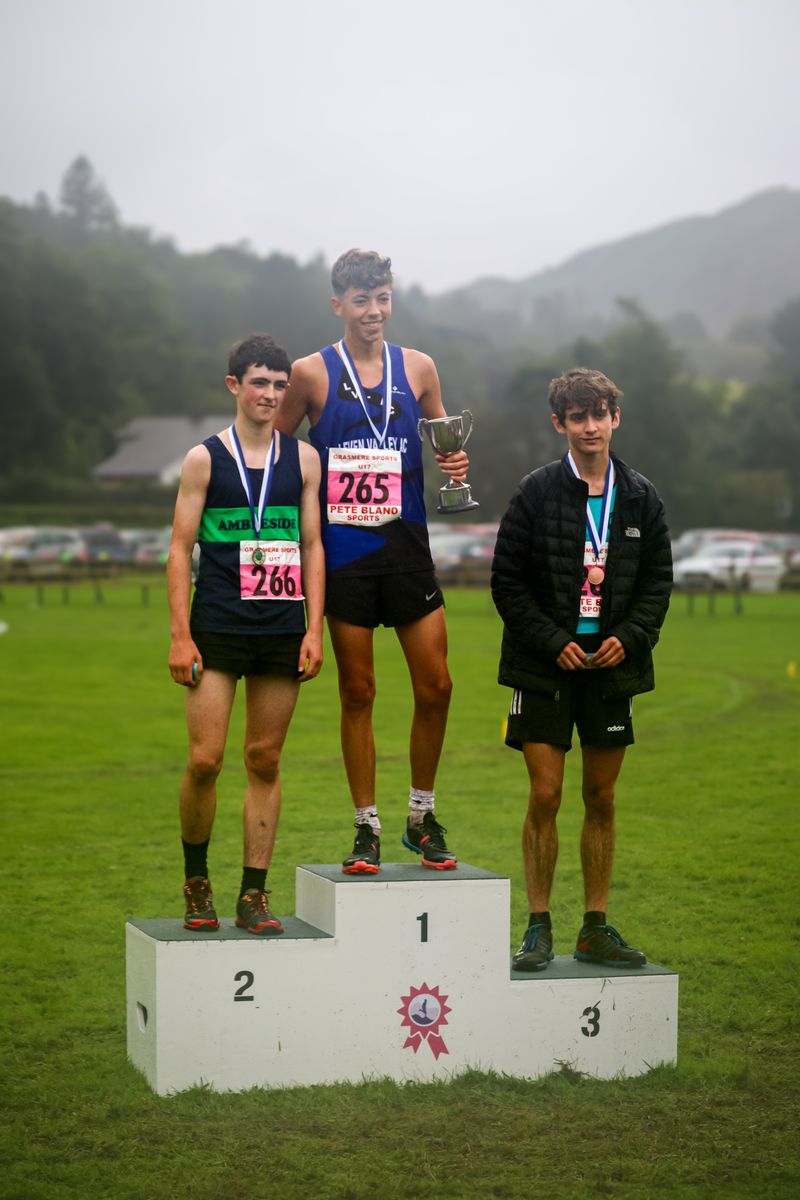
[59,156,119,233]
[735,377,800,524]
[768,297,800,377]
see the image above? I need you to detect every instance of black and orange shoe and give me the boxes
[342,823,381,875]
[574,923,646,968]
[402,812,457,870]
[183,876,219,931]
[235,888,284,935]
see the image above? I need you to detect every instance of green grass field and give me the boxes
[1,582,798,1199]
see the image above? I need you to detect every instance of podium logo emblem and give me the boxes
[398,982,451,1059]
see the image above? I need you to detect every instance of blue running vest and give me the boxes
[190,433,307,635]
[309,342,433,576]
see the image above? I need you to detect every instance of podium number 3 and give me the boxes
[234,970,255,1002]
[416,912,429,943]
[581,1005,600,1037]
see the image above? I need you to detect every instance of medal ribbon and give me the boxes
[337,340,393,446]
[228,424,276,536]
[567,452,615,562]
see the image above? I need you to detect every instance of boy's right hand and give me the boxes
[169,636,203,687]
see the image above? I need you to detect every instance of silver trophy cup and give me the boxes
[417,410,480,514]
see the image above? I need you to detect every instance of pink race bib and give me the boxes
[579,540,607,619]
[327,448,402,527]
[239,540,304,601]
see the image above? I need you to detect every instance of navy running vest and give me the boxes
[308,342,433,576]
[190,433,306,635]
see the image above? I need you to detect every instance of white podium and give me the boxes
[126,863,677,1094]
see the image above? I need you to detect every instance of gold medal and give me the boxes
[587,565,605,585]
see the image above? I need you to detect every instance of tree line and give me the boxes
[1,158,798,531]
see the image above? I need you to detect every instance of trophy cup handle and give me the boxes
[417,418,427,441]
[461,409,474,446]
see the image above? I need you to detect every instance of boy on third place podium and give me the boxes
[167,334,324,935]
[491,368,672,972]
[277,249,469,876]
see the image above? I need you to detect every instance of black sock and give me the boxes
[583,910,606,928]
[240,866,267,895]
[529,911,551,928]
[183,838,209,880]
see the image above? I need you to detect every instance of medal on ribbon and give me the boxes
[337,339,393,446]
[228,423,276,540]
[567,451,615,581]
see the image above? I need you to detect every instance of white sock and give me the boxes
[408,788,434,827]
[354,806,381,834]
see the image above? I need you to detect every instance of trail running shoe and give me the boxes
[512,923,554,972]
[342,823,381,875]
[235,888,284,935]
[183,876,219,931]
[402,811,457,870]
[574,923,646,968]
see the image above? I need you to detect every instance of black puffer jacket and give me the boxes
[491,453,672,700]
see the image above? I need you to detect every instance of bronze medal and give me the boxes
[587,565,605,585]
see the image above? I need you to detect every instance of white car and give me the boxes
[673,540,786,592]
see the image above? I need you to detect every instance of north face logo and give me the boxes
[625,527,640,538]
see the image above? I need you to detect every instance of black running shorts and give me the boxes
[325,568,444,629]
[191,631,304,678]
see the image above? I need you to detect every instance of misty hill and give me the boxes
[431,188,800,342]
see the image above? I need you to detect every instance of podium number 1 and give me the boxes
[416,912,429,943]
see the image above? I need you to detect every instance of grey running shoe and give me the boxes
[574,923,646,967]
[512,923,554,972]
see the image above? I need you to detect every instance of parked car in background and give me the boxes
[2,527,89,575]
[78,524,129,563]
[671,528,769,562]
[0,526,38,560]
[428,524,497,585]
[672,539,786,592]
[132,527,172,565]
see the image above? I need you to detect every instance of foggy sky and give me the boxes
[2,0,798,292]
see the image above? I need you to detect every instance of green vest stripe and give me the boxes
[198,506,301,543]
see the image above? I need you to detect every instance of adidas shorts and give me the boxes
[506,648,635,752]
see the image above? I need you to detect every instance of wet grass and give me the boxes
[1,582,798,1198]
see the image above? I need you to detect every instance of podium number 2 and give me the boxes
[234,970,255,1002]
[416,912,429,943]
[581,1005,600,1037]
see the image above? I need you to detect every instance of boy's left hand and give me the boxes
[591,636,625,668]
[435,449,469,483]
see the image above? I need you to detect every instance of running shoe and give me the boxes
[512,923,554,972]
[574,923,646,967]
[235,888,284,935]
[183,876,219,931]
[342,823,381,875]
[402,811,457,870]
